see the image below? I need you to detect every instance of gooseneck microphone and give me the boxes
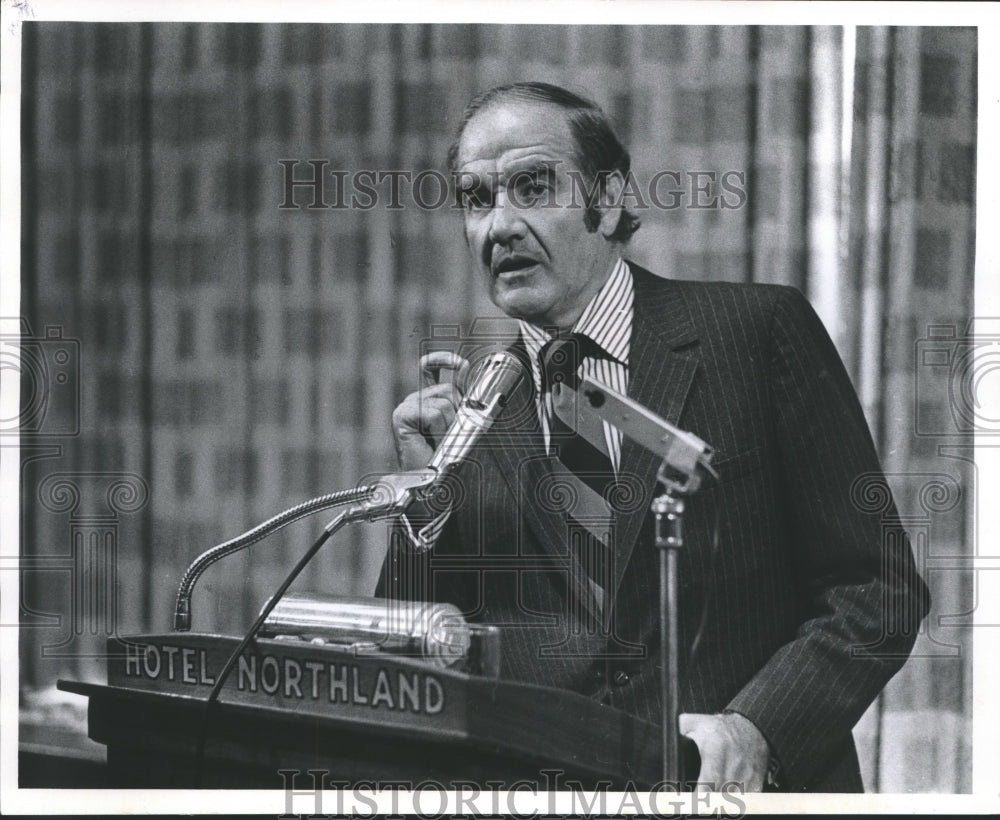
[426,350,526,474]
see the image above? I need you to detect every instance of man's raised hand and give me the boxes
[391,351,470,471]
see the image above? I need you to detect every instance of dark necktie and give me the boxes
[540,335,616,498]
[540,335,615,589]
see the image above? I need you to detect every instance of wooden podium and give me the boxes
[58,633,695,789]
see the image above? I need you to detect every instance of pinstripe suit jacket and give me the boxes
[379,264,930,792]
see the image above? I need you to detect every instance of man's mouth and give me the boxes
[491,255,539,277]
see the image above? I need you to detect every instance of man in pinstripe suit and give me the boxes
[381,83,929,792]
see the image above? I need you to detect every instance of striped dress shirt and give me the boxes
[519,257,633,470]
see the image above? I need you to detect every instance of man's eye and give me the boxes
[461,189,493,210]
[513,179,548,200]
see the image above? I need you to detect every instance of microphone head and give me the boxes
[426,350,527,474]
[463,351,526,411]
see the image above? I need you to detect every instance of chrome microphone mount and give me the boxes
[326,468,438,530]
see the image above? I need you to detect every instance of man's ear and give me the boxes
[597,170,626,240]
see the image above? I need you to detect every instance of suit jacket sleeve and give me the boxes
[724,286,930,788]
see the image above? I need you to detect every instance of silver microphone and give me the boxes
[260,593,472,667]
[427,350,526,473]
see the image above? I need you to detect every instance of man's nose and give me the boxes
[487,191,528,245]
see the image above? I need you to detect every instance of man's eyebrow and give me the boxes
[502,162,558,184]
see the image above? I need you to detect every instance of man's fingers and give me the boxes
[393,351,471,471]
[393,390,458,438]
[679,712,768,792]
[420,351,471,390]
[679,713,710,735]
[680,714,724,786]
[391,385,462,471]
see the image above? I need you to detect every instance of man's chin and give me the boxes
[489,284,553,326]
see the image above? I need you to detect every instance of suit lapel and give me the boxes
[611,265,700,598]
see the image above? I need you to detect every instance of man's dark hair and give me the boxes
[447,81,641,242]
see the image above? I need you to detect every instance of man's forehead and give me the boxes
[458,149,567,183]
[455,101,579,174]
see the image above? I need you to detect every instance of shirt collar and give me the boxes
[518,257,634,366]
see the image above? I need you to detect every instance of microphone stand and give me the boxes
[652,470,689,787]
[574,376,713,788]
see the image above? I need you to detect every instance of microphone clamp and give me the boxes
[326,469,438,530]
